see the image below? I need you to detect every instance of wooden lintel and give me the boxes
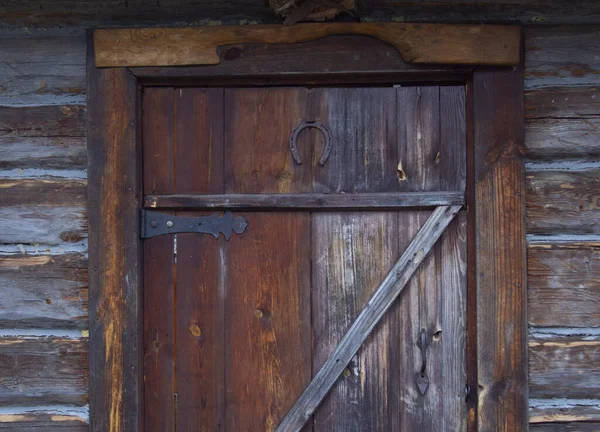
[94,23,520,68]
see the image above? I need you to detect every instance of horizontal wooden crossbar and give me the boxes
[143,191,464,210]
[94,24,520,68]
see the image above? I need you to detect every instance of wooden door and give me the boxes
[142,85,467,431]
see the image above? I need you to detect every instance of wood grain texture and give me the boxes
[0,105,85,138]
[87,32,142,432]
[0,137,87,170]
[224,88,310,194]
[530,424,600,432]
[525,26,600,89]
[526,118,600,159]
[526,86,599,119]
[530,401,600,424]
[528,242,600,327]
[472,65,527,430]
[94,24,520,67]
[312,212,401,431]
[225,213,311,431]
[530,336,600,398]
[0,337,88,405]
[0,179,85,207]
[143,235,175,432]
[0,29,86,105]
[0,412,87,430]
[0,254,87,328]
[144,191,465,209]
[526,170,600,234]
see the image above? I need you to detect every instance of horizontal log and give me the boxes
[0,412,87,430]
[526,86,599,119]
[144,191,465,210]
[525,26,600,89]
[528,242,600,327]
[0,254,88,328]
[526,118,600,159]
[1,1,600,26]
[0,137,87,170]
[0,179,86,207]
[531,423,600,431]
[530,400,600,423]
[0,206,87,245]
[526,170,600,235]
[0,30,86,105]
[0,105,85,138]
[530,336,600,398]
[0,337,88,405]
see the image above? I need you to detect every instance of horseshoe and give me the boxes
[289,120,333,166]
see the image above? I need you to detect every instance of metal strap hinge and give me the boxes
[140,209,248,240]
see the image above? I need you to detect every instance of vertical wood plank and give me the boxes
[225,213,311,431]
[143,87,174,194]
[87,30,142,432]
[440,86,467,192]
[312,212,400,431]
[224,88,310,194]
[176,231,225,431]
[143,235,175,432]
[311,87,398,193]
[175,88,224,194]
[472,63,527,431]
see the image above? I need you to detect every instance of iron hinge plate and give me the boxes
[140,209,248,240]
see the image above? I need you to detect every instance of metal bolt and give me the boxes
[166,221,174,228]
[150,220,158,228]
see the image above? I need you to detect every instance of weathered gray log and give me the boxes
[0,136,87,170]
[530,400,600,424]
[526,118,600,159]
[528,242,600,327]
[0,254,88,328]
[276,205,461,432]
[0,412,88,430]
[526,86,599,119]
[529,335,600,398]
[145,191,464,209]
[526,169,600,234]
[0,337,88,405]
[530,423,600,432]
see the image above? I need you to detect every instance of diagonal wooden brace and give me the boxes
[276,205,462,432]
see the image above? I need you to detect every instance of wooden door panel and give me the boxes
[224,212,311,431]
[143,84,467,431]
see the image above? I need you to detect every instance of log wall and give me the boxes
[0,5,599,428]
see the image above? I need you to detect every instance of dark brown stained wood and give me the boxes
[87,32,142,432]
[0,412,88,430]
[143,87,175,195]
[397,86,440,192]
[143,235,175,432]
[526,118,600,159]
[94,24,520,67]
[530,424,600,432]
[0,179,86,206]
[525,26,600,89]
[311,87,397,193]
[526,170,600,234]
[312,212,401,431]
[528,242,600,327]
[132,36,471,84]
[0,30,86,105]
[526,86,599,119]
[225,212,310,431]
[472,64,527,430]
[144,191,465,209]
[2,1,600,26]
[530,401,600,424]
[0,206,87,245]
[0,337,88,405]
[0,254,87,328]
[0,137,87,170]
[529,336,600,398]
[224,88,310,194]
[175,88,224,194]
[0,105,85,137]
[176,231,225,431]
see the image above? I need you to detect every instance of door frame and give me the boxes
[86,24,526,431]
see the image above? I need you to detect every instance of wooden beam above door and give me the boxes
[94,23,520,68]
